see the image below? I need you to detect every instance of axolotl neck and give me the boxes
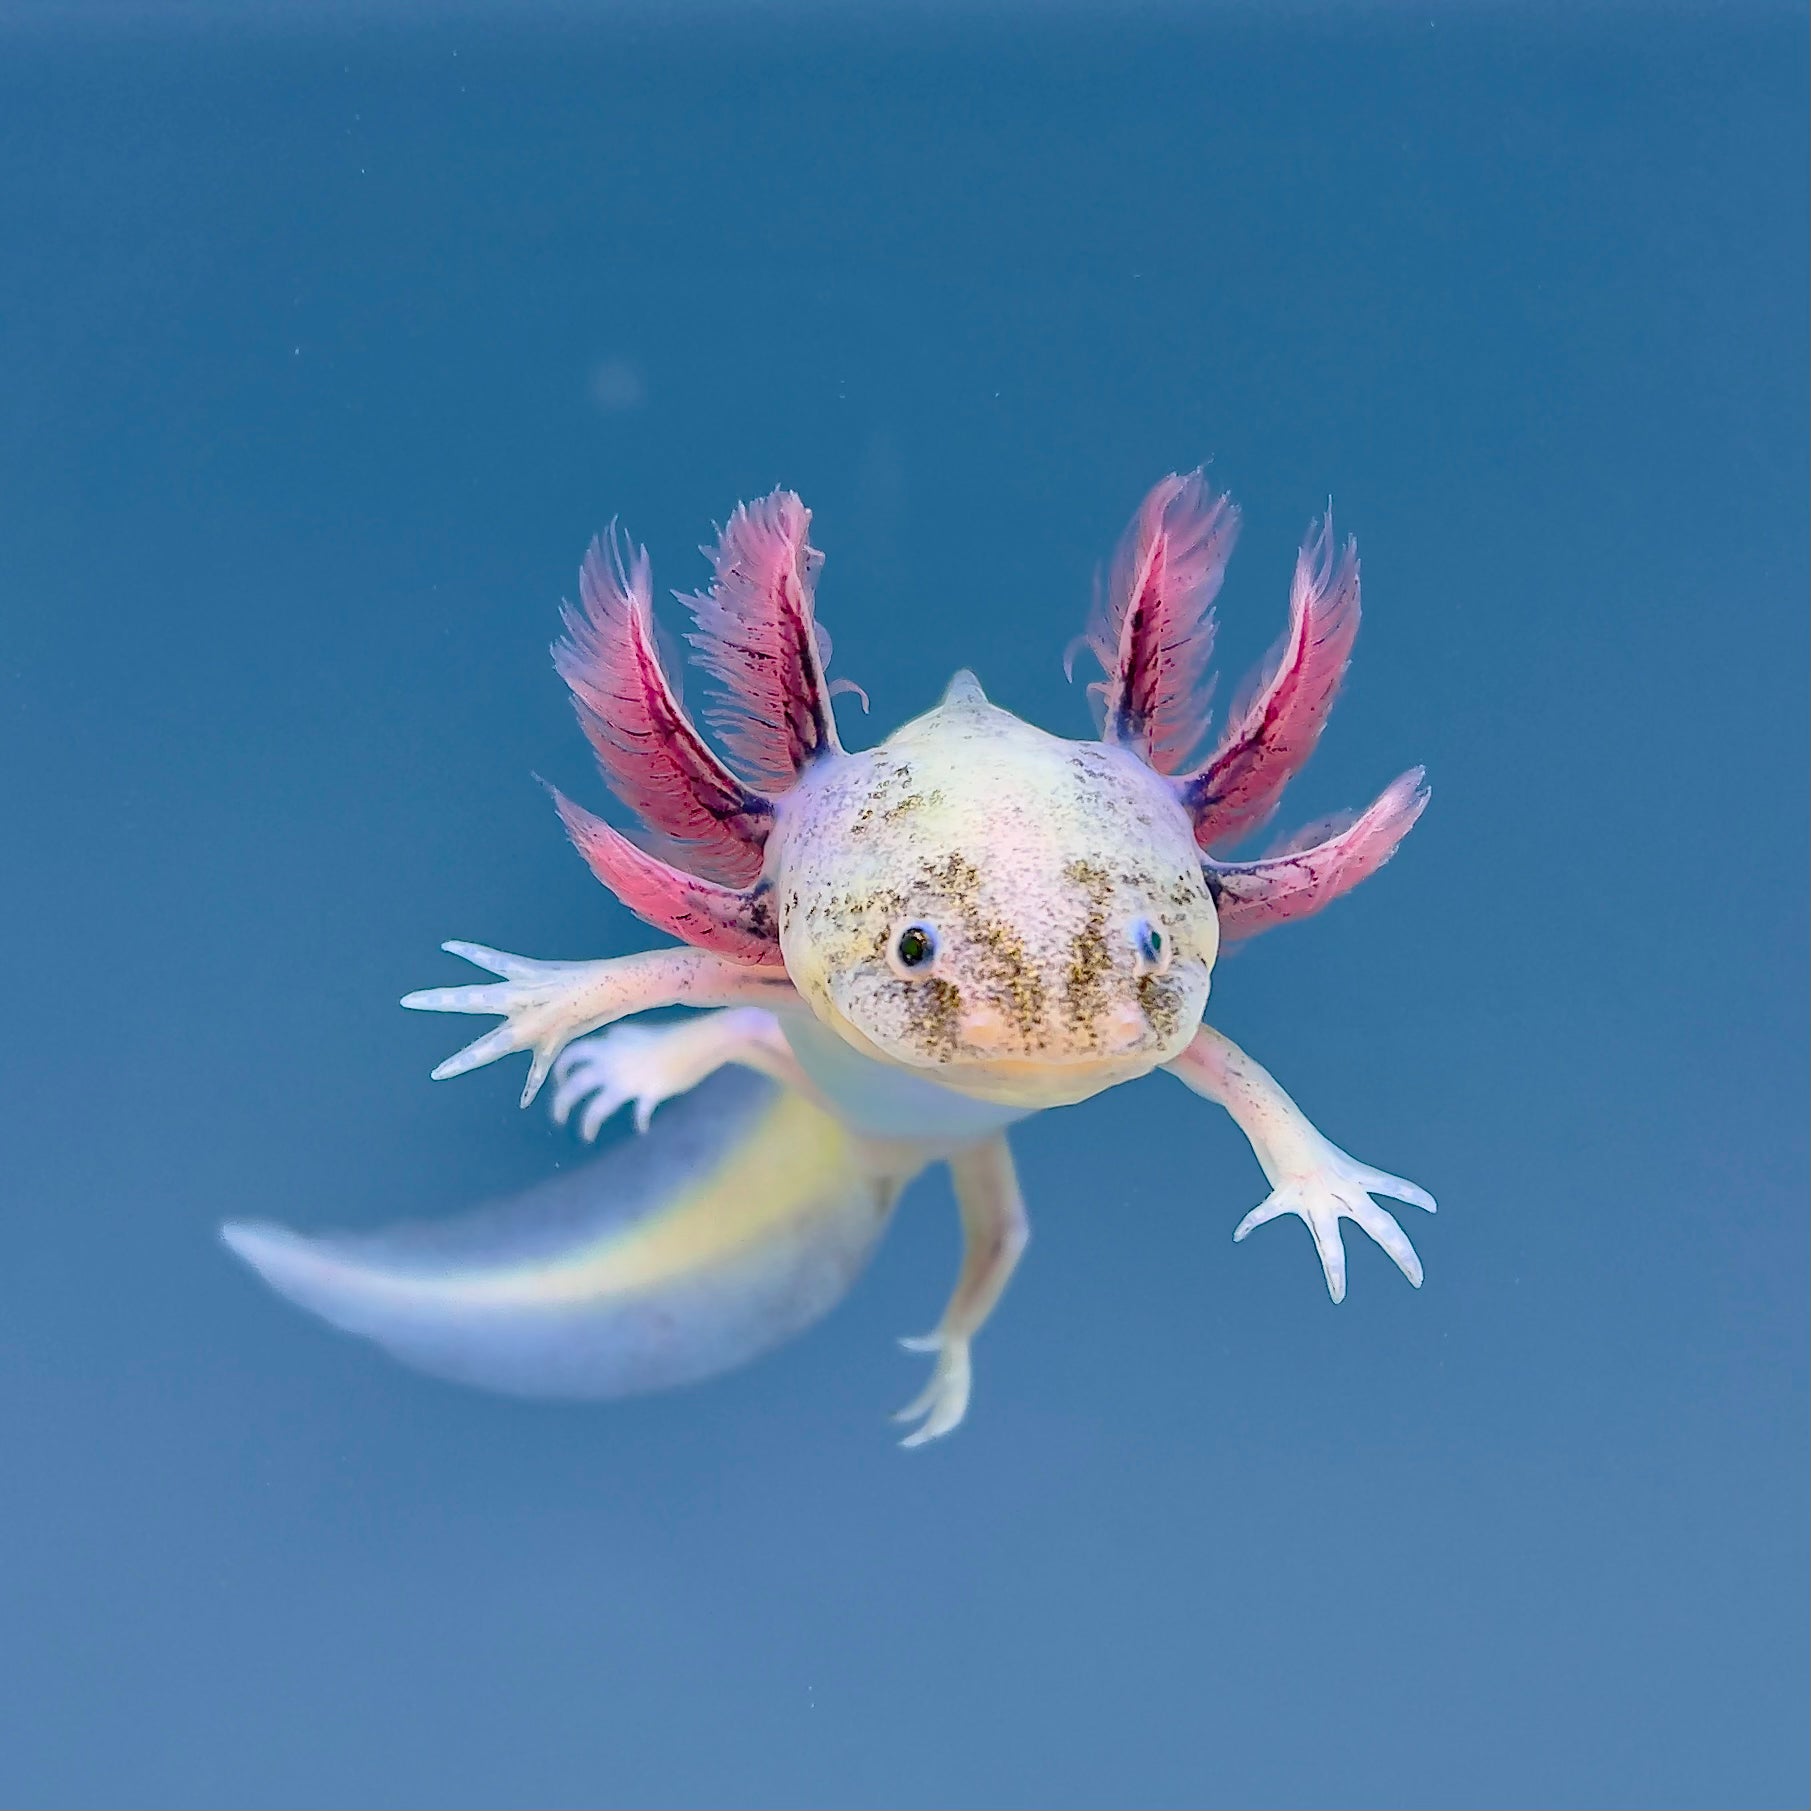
[768,671,1220,1111]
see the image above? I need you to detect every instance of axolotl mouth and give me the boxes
[775,998,1197,1125]
[915,1050,1178,1111]
[808,958,1214,1111]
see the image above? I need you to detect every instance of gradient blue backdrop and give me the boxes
[1,4,1805,1806]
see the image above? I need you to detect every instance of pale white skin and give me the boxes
[406,672,1435,1444]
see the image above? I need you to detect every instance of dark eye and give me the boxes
[1131,916,1169,975]
[891,921,939,974]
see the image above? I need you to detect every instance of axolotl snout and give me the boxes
[224,472,1434,1444]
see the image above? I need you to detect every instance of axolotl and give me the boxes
[224,472,1434,1443]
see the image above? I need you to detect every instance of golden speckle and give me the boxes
[1061,858,1116,1043]
[902,976,963,1057]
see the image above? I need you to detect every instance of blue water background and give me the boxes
[1,5,1806,1805]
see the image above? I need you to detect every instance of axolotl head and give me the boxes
[771,672,1219,1107]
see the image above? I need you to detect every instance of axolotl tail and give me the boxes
[221,1069,915,1399]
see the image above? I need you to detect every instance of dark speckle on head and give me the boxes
[882,787,945,823]
[915,851,1045,1038]
[1061,858,1116,1045]
[902,975,963,1057]
[1137,972,1187,1044]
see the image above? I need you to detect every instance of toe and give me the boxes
[519,1047,558,1108]
[1306,1209,1349,1303]
[578,1087,627,1143]
[897,1350,972,1447]
[1358,1165,1436,1214]
[891,1377,941,1424]
[404,982,512,1015]
[1233,1190,1294,1242]
[431,1024,518,1080]
[548,1065,593,1126]
[440,941,544,978]
[1350,1197,1424,1287]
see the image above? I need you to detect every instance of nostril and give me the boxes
[958,1004,1014,1052]
[1103,1002,1148,1050]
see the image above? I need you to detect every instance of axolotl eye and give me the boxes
[888,921,940,977]
[1130,916,1170,976]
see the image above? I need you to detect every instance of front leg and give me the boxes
[894,1134,1030,1447]
[1167,1025,1435,1302]
[401,942,799,1106]
[548,1007,813,1140]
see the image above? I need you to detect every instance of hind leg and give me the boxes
[894,1134,1030,1447]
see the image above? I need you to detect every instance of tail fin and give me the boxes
[222,1070,913,1399]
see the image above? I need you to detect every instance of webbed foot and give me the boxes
[892,1330,973,1448]
[1233,1139,1435,1302]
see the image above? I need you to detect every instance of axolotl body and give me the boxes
[225,473,1434,1443]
